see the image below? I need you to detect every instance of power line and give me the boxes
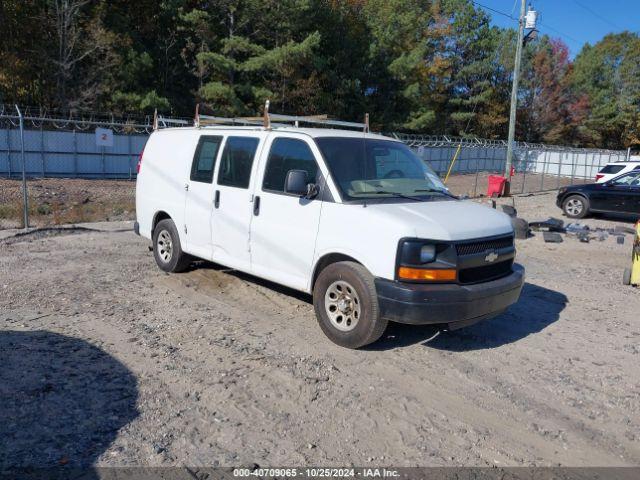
[570,0,622,31]
[471,1,583,47]
[471,1,517,22]
[510,0,518,18]
[536,20,583,46]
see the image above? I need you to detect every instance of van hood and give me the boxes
[366,199,513,241]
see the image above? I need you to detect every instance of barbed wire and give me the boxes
[0,104,192,134]
[0,104,626,154]
[390,133,625,154]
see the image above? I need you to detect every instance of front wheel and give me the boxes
[313,261,388,349]
[563,195,589,219]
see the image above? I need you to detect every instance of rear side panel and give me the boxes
[135,129,202,241]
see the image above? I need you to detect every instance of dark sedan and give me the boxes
[556,168,640,219]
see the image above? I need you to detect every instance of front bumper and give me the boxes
[375,264,525,329]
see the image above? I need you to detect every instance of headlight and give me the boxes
[397,239,456,282]
[399,240,438,265]
[420,244,436,263]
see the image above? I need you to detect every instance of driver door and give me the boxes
[249,134,325,291]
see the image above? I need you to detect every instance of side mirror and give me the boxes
[306,183,319,199]
[285,169,316,198]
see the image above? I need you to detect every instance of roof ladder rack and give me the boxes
[193,101,369,132]
[152,109,189,130]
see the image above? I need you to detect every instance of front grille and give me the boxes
[458,260,512,284]
[455,235,514,256]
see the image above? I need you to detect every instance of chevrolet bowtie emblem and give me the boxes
[485,251,499,263]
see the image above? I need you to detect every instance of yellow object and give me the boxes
[444,143,462,184]
[398,267,457,282]
[631,221,640,286]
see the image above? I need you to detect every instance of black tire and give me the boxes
[511,216,529,239]
[562,195,589,219]
[152,219,191,273]
[312,261,388,349]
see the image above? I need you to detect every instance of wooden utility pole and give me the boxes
[504,0,527,196]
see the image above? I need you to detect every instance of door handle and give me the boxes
[253,195,261,216]
[184,183,189,191]
[214,190,220,208]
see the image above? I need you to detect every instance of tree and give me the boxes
[517,37,576,144]
[0,0,51,105]
[40,0,121,109]
[180,0,321,116]
[0,0,636,148]
[571,32,640,148]
[362,0,453,130]
[442,0,511,138]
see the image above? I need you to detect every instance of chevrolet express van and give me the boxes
[135,125,524,348]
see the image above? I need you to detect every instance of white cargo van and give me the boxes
[135,118,524,348]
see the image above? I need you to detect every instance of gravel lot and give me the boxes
[1,192,639,469]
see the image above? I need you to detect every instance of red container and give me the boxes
[487,175,506,197]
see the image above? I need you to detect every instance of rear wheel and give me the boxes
[313,261,388,349]
[563,195,589,219]
[152,219,191,273]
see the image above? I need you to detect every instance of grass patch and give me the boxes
[1,198,135,227]
[0,203,21,219]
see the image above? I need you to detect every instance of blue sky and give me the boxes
[475,0,639,57]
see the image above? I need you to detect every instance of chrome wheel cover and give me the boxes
[157,230,173,263]
[324,280,361,332]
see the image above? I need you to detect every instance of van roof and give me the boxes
[158,126,398,142]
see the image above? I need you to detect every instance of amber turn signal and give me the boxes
[398,267,457,281]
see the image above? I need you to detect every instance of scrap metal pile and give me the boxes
[493,201,635,244]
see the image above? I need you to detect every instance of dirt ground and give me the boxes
[1,192,639,469]
[0,178,135,229]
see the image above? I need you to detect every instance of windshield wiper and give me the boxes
[413,188,458,199]
[367,190,425,201]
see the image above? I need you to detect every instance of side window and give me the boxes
[190,136,222,183]
[611,172,640,187]
[217,136,260,188]
[262,138,319,192]
[599,164,625,174]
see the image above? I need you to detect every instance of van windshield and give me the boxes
[315,137,449,201]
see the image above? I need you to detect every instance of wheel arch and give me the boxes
[311,252,364,291]
[152,210,172,234]
[562,192,590,210]
[563,192,589,203]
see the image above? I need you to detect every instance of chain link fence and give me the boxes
[0,105,168,229]
[394,134,627,197]
[0,105,629,229]
[0,105,157,179]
